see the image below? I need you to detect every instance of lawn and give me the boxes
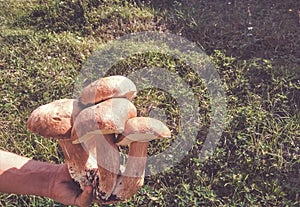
[0,0,299,206]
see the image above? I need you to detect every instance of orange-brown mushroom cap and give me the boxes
[72,98,137,144]
[79,75,137,105]
[116,117,171,146]
[27,99,83,139]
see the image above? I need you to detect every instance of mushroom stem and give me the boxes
[92,134,120,200]
[57,139,91,187]
[112,141,149,199]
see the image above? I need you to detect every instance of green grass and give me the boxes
[0,0,299,206]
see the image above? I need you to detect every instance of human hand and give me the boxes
[48,164,93,207]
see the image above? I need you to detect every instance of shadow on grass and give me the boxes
[145,0,299,64]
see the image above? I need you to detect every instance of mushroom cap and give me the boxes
[116,117,171,146]
[79,75,137,105]
[27,99,83,139]
[72,98,137,143]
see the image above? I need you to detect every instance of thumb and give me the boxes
[75,186,93,207]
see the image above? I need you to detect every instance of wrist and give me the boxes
[0,150,57,197]
[22,160,61,198]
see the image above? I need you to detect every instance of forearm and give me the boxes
[0,149,58,198]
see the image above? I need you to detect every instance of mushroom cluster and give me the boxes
[27,75,171,204]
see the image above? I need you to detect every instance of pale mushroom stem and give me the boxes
[125,141,149,179]
[94,134,120,200]
[58,139,89,170]
[112,141,149,199]
[129,141,149,158]
[57,139,90,187]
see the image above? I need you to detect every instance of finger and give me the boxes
[75,186,93,207]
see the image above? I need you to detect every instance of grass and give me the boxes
[0,0,299,206]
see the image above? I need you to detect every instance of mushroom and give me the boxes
[72,98,137,144]
[26,77,171,203]
[26,98,126,203]
[26,99,91,186]
[27,99,84,139]
[71,97,137,200]
[112,117,171,200]
[79,75,137,105]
